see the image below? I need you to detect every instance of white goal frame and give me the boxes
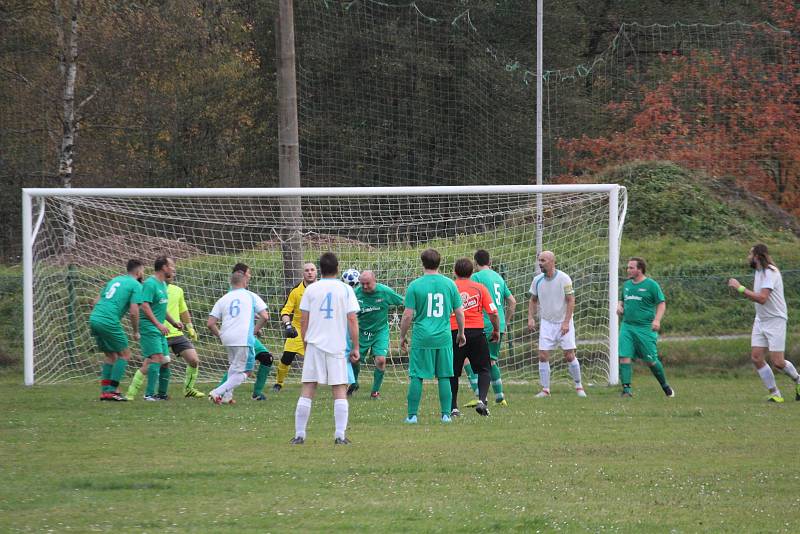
[22,184,626,386]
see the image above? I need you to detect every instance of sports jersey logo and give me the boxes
[460,291,479,310]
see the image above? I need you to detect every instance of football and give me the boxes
[342,268,360,286]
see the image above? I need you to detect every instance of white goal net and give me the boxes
[23,186,626,387]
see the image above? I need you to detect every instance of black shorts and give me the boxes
[168,335,194,355]
[452,328,490,376]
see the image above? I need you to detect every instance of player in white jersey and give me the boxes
[728,244,798,403]
[291,252,360,445]
[207,270,269,404]
[528,251,585,397]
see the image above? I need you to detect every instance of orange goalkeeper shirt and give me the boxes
[450,279,497,330]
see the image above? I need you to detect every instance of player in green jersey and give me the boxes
[399,249,465,424]
[618,257,674,398]
[351,270,404,399]
[89,259,144,401]
[464,249,517,406]
[126,256,184,401]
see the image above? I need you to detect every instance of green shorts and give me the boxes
[140,331,169,358]
[409,345,453,379]
[486,331,504,361]
[619,323,659,363]
[90,318,128,353]
[359,329,390,360]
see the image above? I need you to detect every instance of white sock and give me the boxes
[217,371,246,396]
[780,360,800,382]
[334,398,349,440]
[568,359,582,387]
[757,365,779,394]
[295,397,312,439]
[539,361,551,390]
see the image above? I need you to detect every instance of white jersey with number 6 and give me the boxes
[209,288,268,347]
[300,278,360,354]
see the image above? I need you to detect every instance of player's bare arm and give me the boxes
[728,278,771,305]
[207,315,220,338]
[528,295,538,332]
[562,294,575,336]
[454,306,466,347]
[347,311,360,363]
[489,309,501,342]
[141,302,169,335]
[254,309,269,336]
[399,307,414,353]
[652,301,666,331]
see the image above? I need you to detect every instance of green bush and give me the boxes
[599,161,769,240]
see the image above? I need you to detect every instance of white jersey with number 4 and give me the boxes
[209,288,268,347]
[300,278,360,354]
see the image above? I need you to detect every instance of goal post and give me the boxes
[22,185,626,386]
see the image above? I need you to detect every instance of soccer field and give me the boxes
[1,373,797,532]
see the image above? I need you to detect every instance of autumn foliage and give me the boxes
[558,2,800,216]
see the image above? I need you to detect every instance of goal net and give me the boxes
[23,186,626,387]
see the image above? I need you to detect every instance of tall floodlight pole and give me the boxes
[535,0,543,273]
[277,0,303,293]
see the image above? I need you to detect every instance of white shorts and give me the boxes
[226,346,254,374]
[751,317,787,352]
[538,318,577,351]
[301,344,349,385]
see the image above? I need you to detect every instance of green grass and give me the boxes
[2,372,799,532]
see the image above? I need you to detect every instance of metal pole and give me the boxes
[608,187,620,385]
[535,0,544,272]
[22,191,35,385]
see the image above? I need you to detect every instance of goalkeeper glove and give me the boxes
[186,323,199,342]
[283,320,298,338]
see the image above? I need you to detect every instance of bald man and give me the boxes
[352,270,404,398]
[528,251,586,398]
[273,262,318,392]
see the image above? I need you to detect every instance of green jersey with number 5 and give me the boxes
[90,275,143,326]
[471,268,512,333]
[404,273,461,349]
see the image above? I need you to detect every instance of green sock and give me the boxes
[437,378,452,417]
[127,369,145,397]
[145,363,161,397]
[620,362,633,391]
[110,359,127,391]
[407,377,423,417]
[253,364,271,396]
[649,360,669,388]
[490,364,504,400]
[158,365,171,396]
[371,368,385,394]
[464,363,479,395]
[184,365,198,391]
[217,372,228,388]
[101,363,113,393]
[352,361,360,385]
